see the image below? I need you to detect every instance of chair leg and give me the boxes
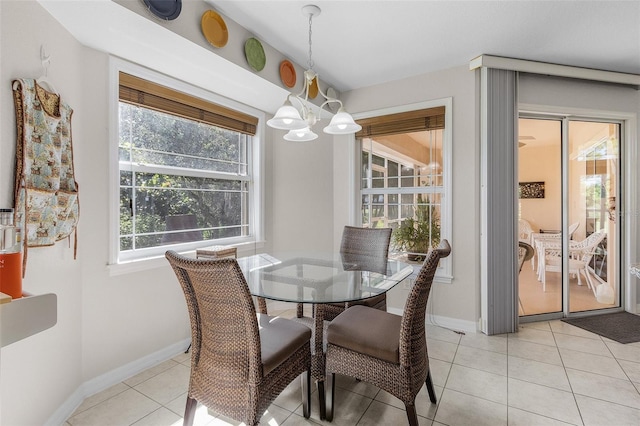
[183,396,197,426]
[301,370,311,419]
[325,373,335,421]
[317,379,326,420]
[405,403,419,426]
[426,369,437,403]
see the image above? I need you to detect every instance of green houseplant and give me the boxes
[392,195,441,261]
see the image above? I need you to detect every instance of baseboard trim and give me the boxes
[387,307,478,334]
[46,338,190,426]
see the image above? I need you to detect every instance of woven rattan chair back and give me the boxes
[325,240,450,426]
[166,251,311,426]
[340,225,392,256]
[399,240,451,371]
[315,226,393,321]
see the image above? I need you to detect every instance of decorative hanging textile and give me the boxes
[12,79,79,276]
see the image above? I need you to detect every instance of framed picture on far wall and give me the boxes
[519,181,545,199]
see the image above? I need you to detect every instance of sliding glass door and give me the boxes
[518,116,621,318]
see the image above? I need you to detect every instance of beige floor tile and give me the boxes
[566,368,640,410]
[356,400,431,425]
[271,376,313,412]
[554,333,611,357]
[509,327,556,347]
[427,338,458,362]
[518,321,551,332]
[164,392,188,417]
[559,347,627,379]
[459,332,508,354]
[434,388,507,426]
[619,359,640,383]
[334,374,380,399]
[507,356,571,392]
[374,385,442,419]
[259,405,295,425]
[67,388,160,426]
[575,394,640,426]
[604,339,640,362]
[507,378,581,425]
[134,363,190,405]
[507,339,562,365]
[429,358,452,388]
[294,386,373,426]
[172,351,191,364]
[506,407,575,425]
[124,359,181,387]
[131,407,182,426]
[549,320,601,340]
[280,413,323,425]
[453,345,507,376]
[446,364,507,404]
[425,324,463,344]
[72,382,130,415]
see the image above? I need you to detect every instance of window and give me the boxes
[356,100,451,278]
[113,67,263,264]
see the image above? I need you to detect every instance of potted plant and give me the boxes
[392,195,441,261]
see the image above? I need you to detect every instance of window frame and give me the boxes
[108,58,265,273]
[353,98,453,282]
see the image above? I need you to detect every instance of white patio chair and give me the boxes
[539,231,607,293]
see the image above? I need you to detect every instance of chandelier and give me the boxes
[267,4,362,141]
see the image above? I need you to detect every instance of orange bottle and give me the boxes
[0,251,22,299]
[0,208,22,299]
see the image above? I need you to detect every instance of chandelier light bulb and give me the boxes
[267,99,307,130]
[323,107,362,135]
[284,126,318,142]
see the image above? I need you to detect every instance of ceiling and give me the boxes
[211,0,640,92]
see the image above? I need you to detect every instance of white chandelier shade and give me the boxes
[283,126,318,142]
[266,4,361,141]
[267,99,307,130]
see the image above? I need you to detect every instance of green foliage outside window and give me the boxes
[119,103,248,252]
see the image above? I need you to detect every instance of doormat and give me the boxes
[561,312,640,344]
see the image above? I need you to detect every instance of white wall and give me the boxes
[0,3,85,424]
[0,2,189,424]
[338,66,480,325]
[0,2,334,424]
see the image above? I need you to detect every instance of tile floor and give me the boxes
[65,311,640,426]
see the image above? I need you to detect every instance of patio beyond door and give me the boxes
[518,117,621,318]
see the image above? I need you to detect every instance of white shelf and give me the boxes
[1,293,57,347]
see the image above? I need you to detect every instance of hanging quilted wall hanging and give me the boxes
[12,78,79,276]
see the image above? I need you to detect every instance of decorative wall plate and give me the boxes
[308,76,319,99]
[201,10,228,48]
[280,60,296,88]
[326,87,339,112]
[244,38,266,72]
[142,0,182,20]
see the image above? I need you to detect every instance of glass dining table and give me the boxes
[236,251,414,419]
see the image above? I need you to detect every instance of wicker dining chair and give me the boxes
[165,251,312,426]
[301,226,392,321]
[324,240,451,426]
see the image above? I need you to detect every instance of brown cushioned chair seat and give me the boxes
[258,314,312,375]
[327,305,401,364]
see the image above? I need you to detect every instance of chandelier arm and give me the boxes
[288,93,309,115]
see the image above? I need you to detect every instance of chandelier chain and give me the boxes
[307,13,314,71]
